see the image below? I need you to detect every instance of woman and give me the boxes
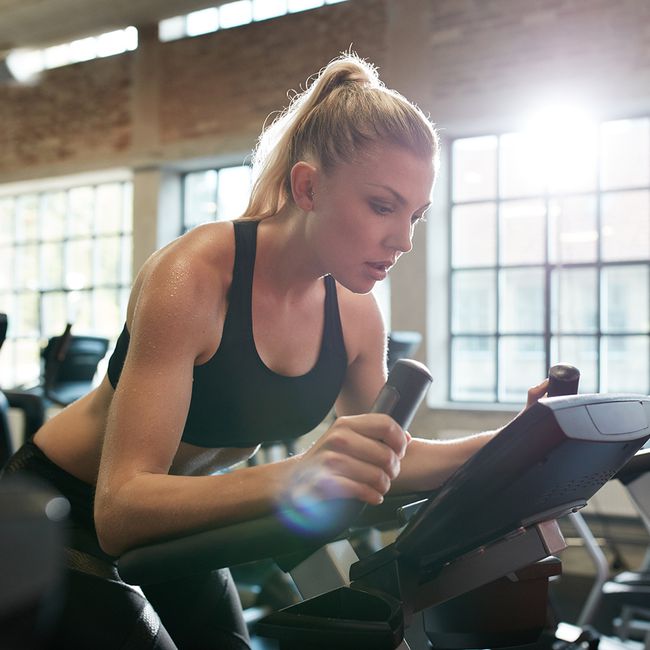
[2,53,547,648]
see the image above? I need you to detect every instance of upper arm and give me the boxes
[96,248,223,499]
[335,290,388,416]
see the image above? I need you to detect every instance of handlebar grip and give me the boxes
[548,363,580,397]
[371,359,433,428]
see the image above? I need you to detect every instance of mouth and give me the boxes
[365,261,394,280]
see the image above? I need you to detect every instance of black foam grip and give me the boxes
[548,363,580,397]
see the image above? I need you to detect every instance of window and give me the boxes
[6,27,138,82]
[0,176,133,387]
[159,0,348,42]
[449,117,650,402]
[182,165,253,231]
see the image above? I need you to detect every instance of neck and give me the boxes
[254,208,326,299]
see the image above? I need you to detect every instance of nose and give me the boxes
[389,218,414,255]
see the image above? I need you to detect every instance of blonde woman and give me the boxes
[2,53,546,649]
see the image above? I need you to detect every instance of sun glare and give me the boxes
[522,104,598,194]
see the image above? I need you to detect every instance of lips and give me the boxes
[365,261,393,281]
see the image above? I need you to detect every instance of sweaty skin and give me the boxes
[34,144,546,557]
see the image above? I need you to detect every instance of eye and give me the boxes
[370,201,394,216]
[411,212,427,225]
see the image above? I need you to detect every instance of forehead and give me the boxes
[331,143,435,205]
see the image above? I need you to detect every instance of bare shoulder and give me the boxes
[335,282,387,365]
[126,221,236,361]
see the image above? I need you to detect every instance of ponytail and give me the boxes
[240,52,438,221]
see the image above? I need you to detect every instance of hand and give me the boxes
[286,414,410,508]
[525,378,550,409]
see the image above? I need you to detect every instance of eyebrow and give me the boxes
[365,183,431,211]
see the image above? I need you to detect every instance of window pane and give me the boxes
[548,125,598,194]
[69,186,95,237]
[66,239,93,289]
[601,190,650,261]
[500,268,545,333]
[68,290,93,331]
[159,16,186,42]
[40,242,64,289]
[14,292,39,337]
[499,336,545,402]
[94,289,123,338]
[14,338,40,386]
[95,236,122,285]
[601,119,650,190]
[452,136,497,202]
[41,292,68,337]
[601,265,649,333]
[219,1,253,28]
[0,337,13,386]
[122,182,133,233]
[15,245,39,290]
[184,171,217,229]
[15,194,39,242]
[186,8,220,35]
[548,195,598,264]
[451,270,496,333]
[0,198,14,244]
[121,235,133,285]
[499,199,546,265]
[217,166,251,221]
[602,336,649,394]
[96,183,124,235]
[499,132,545,198]
[0,294,14,333]
[0,247,14,291]
[551,268,598,333]
[451,336,496,401]
[551,336,598,393]
[41,191,67,241]
[253,0,287,20]
[451,203,496,267]
[288,0,323,11]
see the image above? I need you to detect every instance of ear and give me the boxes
[290,161,318,212]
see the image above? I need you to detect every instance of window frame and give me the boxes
[447,117,650,404]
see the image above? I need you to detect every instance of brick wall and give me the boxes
[0,0,388,181]
[0,55,132,178]
[426,0,650,132]
[0,0,649,178]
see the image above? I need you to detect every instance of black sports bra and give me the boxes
[107,220,348,447]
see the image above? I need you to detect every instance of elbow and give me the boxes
[94,494,129,557]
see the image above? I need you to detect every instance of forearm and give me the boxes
[390,431,497,494]
[95,456,298,556]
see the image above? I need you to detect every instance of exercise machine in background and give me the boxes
[0,315,108,464]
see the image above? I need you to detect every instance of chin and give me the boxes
[340,276,377,295]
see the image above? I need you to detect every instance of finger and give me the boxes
[527,379,549,407]
[321,448,399,493]
[324,428,401,479]
[308,469,390,506]
[334,414,408,457]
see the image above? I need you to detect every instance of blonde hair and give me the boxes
[240,52,439,220]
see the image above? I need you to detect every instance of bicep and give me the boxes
[97,271,210,491]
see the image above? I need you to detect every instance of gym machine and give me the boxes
[117,361,650,649]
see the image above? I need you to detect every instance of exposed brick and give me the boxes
[0,0,649,180]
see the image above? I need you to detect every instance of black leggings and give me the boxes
[1,441,251,650]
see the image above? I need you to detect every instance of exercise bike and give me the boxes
[116,361,650,649]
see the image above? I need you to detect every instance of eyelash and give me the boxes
[370,201,427,225]
[371,202,394,216]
